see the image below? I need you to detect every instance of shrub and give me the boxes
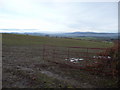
[97,40,119,78]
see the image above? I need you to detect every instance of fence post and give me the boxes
[43,45,45,60]
[86,48,88,66]
[67,48,70,59]
[53,49,55,61]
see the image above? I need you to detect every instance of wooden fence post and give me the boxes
[86,48,88,66]
[43,45,45,60]
[53,49,55,61]
[67,48,70,59]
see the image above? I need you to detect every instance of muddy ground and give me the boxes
[2,45,117,88]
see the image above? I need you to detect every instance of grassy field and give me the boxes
[2,33,113,48]
[2,33,117,88]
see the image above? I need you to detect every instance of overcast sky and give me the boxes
[0,0,118,33]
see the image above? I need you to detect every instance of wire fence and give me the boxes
[42,45,116,77]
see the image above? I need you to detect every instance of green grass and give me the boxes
[73,37,98,40]
[2,33,113,48]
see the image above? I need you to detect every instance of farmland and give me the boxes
[2,33,118,88]
[2,33,113,47]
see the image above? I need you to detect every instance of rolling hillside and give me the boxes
[2,33,113,48]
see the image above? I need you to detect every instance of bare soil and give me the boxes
[2,45,117,88]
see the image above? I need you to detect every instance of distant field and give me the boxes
[73,37,97,39]
[2,33,113,48]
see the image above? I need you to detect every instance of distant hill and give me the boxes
[66,32,96,34]
[58,32,118,38]
[2,31,118,39]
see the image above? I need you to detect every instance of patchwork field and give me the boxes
[2,33,117,88]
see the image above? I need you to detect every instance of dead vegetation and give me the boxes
[2,45,118,88]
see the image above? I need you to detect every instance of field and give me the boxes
[2,33,113,47]
[2,33,118,88]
